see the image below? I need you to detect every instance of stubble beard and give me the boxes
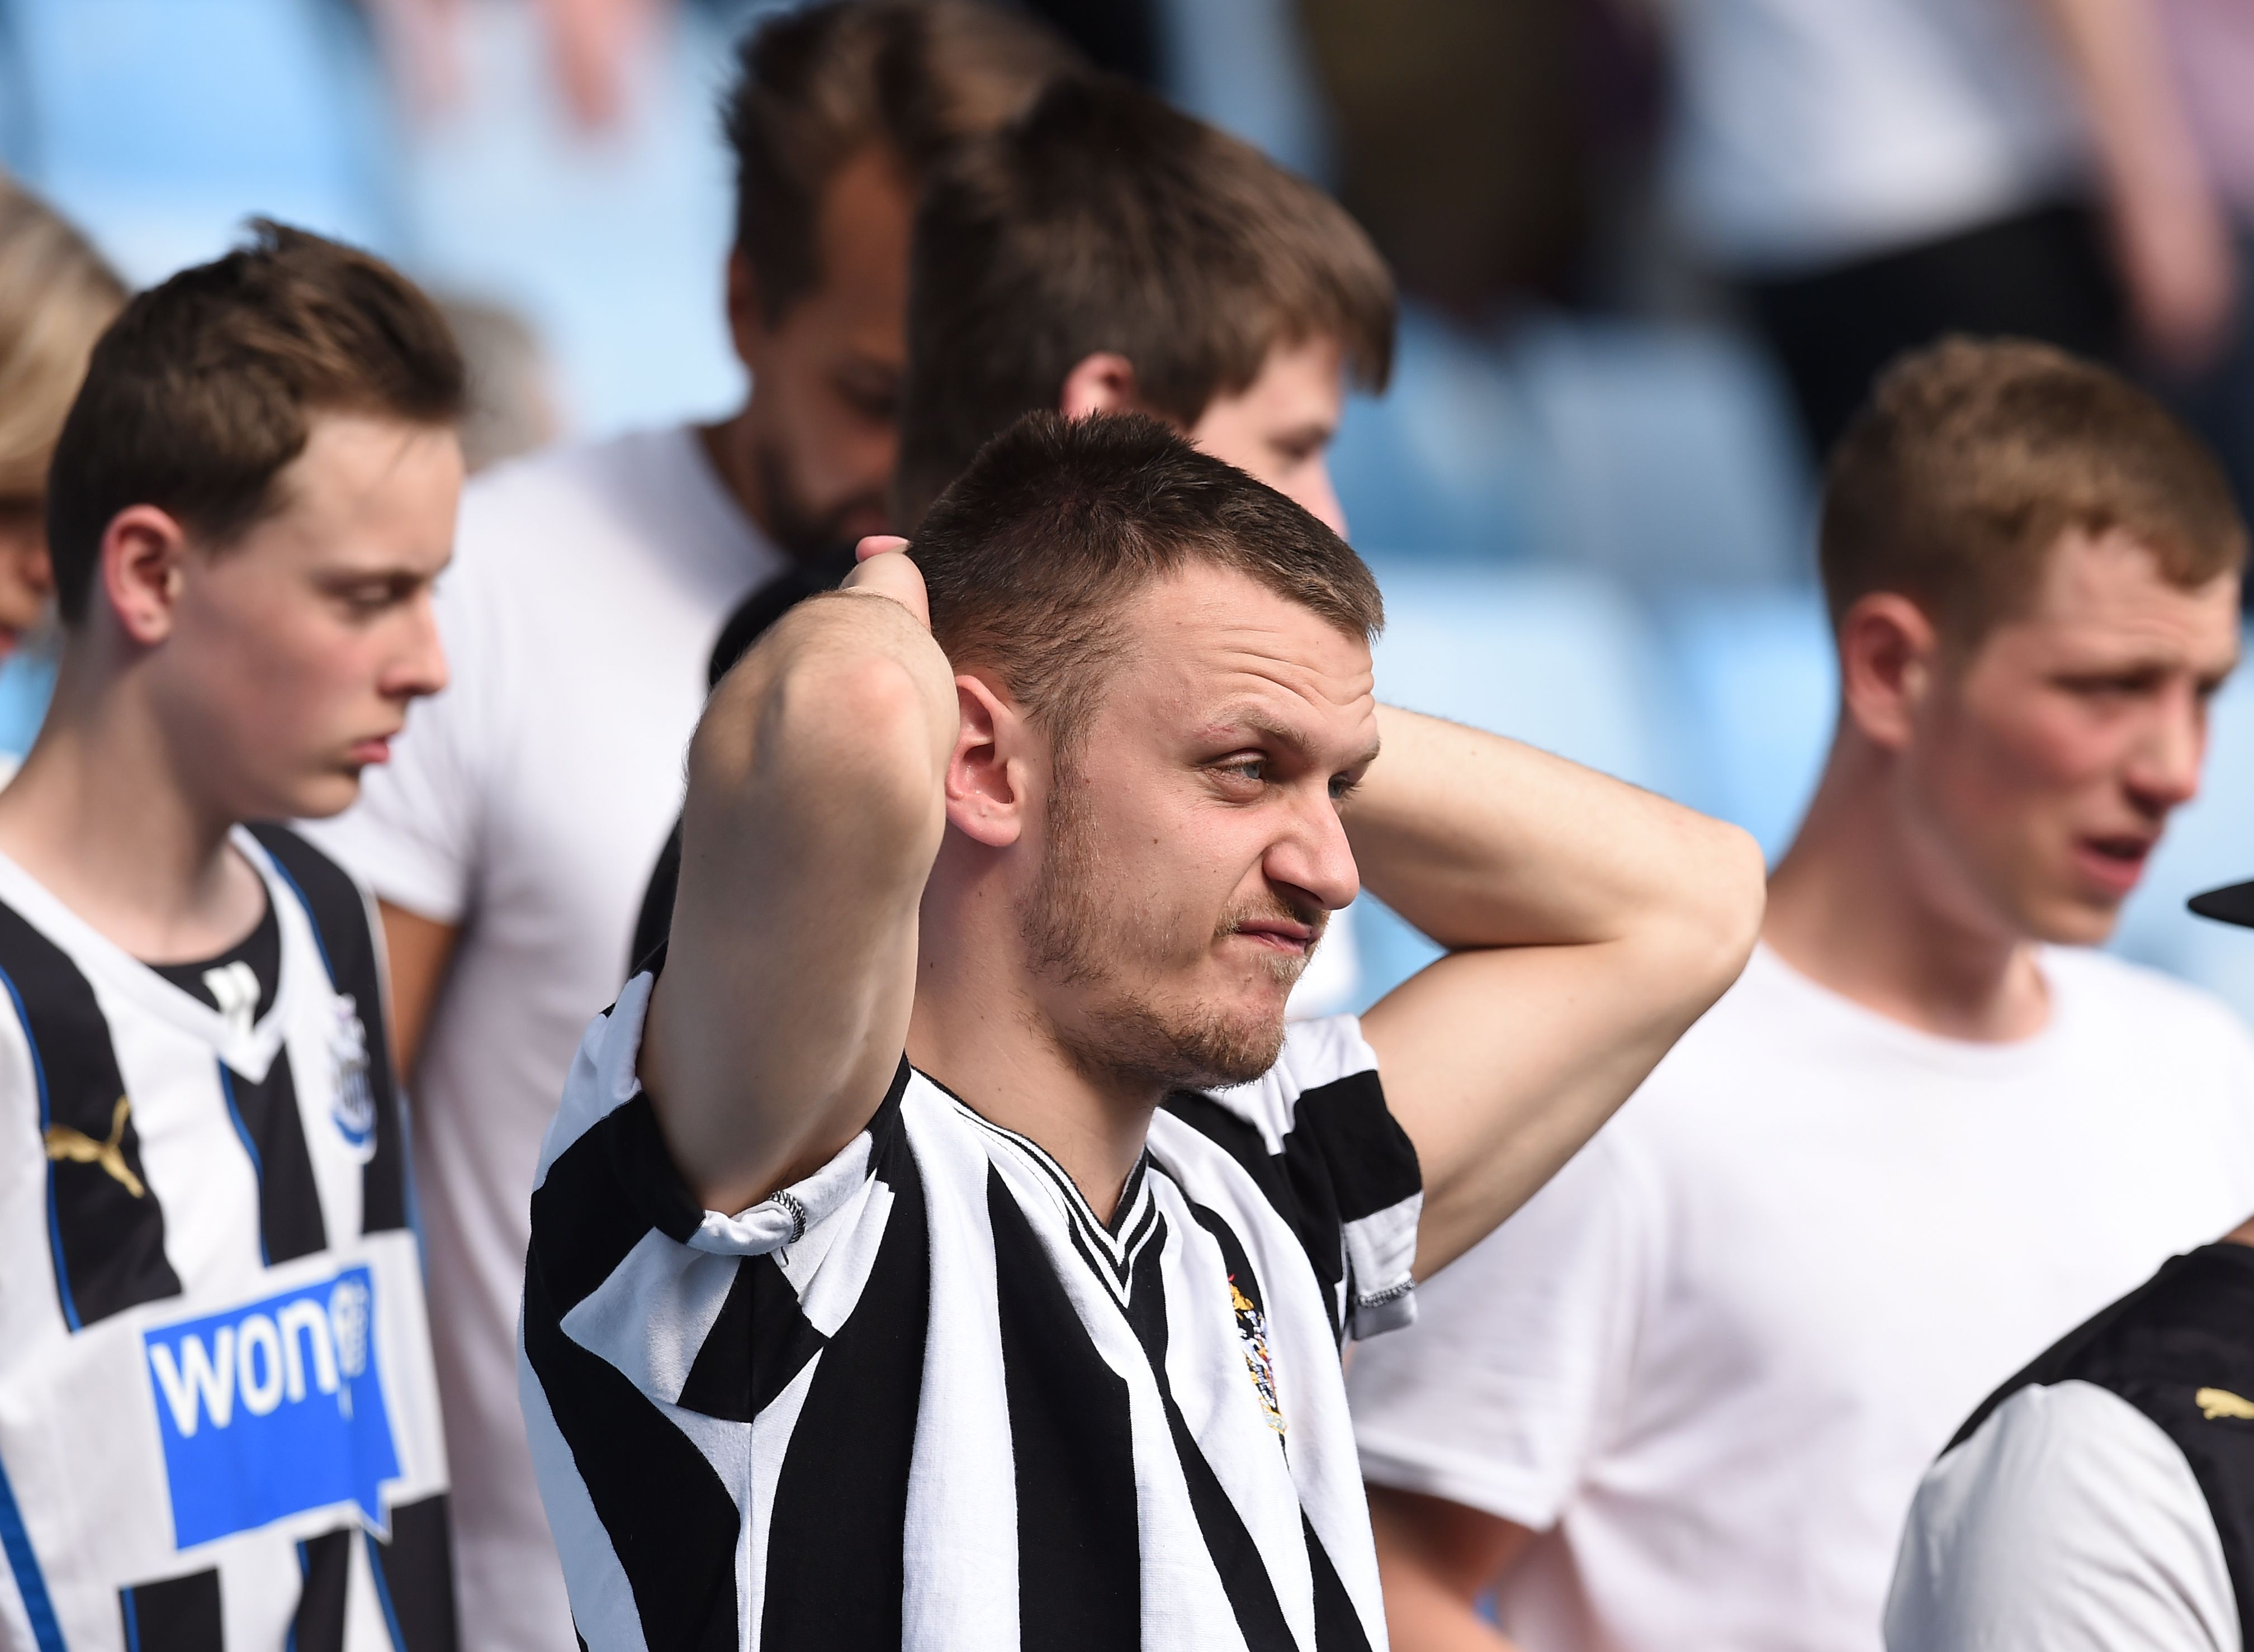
[1018,763,1319,1096]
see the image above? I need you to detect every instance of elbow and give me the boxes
[1676,819,1768,1000]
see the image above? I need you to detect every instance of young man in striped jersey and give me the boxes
[521,409,1767,1649]
[0,224,464,1650]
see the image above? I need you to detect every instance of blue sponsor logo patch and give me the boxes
[143,1266,400,1549]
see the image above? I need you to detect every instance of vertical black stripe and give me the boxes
[369,1493,459,1652]
[119,1568,221,1652]
[292,1529,352,1652]
[0,899,180,1329]
[524,1246,741,1650]
[1124,1225,1299,1652]
[249,823,408,1235]
[1303,1515,1375,1652]
[222,1048,328,1264]
[761,1129,930,1651]
[989,1167,1140,1651]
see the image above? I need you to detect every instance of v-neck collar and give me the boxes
[0,827,306,1080]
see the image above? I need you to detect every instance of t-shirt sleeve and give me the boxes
[1884,1380,2239,1652]
[297,547,492,925]
[1162,1014,1422,1344]
[521,971,908,1414]
[1346,1126,1644,1532]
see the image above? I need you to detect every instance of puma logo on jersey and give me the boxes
[2198,1387,2254,1421]
[44,1095,145,1198]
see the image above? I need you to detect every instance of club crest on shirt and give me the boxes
[328,994,377,1161]
[1231,1277,1286,1435]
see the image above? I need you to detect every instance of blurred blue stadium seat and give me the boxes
[2114,634,2254,1023]
[2,0,401,282]
[1655,585,1836,862]
[1351,562,1682,1007]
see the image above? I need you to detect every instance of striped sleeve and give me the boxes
[1162,1014,1422,1342]
[520,971,917,1650]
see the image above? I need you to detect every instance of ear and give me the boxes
[1837,591,1941,753]
[1059,352,1141,421]
[99,505,192,647]
[945,672,1034,848]
[724,249,769,371]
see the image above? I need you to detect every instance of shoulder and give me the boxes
[2051,948,2251,1048]
[1890,1380,2236,1652]
[245,824,380,985]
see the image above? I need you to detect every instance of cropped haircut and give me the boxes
[1821,336,2246,649]
[0,174,127,504]
[723,0,1076,325]
[897,75,1398,524]
[46,221,464,624]
[912,410,1382,748]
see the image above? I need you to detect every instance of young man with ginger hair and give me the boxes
[1351,336,2254,1652]
[520,411,1765,1648]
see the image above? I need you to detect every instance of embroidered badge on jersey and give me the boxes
[143,1264,400,1548]
[327,993,376,1161]
[1230,1276,1286,1435]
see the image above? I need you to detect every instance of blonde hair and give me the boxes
[0,174,127,503]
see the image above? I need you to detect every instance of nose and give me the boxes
[1266,785,1361,914]
[385,591,449,702]
[2127,688,2206,814]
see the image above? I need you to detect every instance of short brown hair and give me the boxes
[0,174,126,504]
[724,0,1076,325]
[1820,336,2246,646]
[47,220,465,624]
[912,410,1382,745]
[897,75,1398,524]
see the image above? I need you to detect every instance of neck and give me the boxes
[907,876,1158,1227]
[699,407,775,547]
[1764,732,2048,1042]
[0,644,259,960]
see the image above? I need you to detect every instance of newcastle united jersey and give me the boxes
[521,969,1424,1651]
[0,826,453,1652]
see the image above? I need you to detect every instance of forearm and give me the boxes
[1347,704,1755,956]
[643,587,957,1210]
[1370,1488,1527,1652]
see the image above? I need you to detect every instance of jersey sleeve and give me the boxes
[1884,1380,2239,1652]
[1161,1014,1422,1343]
[297,539,495,925]
[1345,1126,1644,1531]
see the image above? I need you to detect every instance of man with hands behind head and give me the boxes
[521,411,1764,1650]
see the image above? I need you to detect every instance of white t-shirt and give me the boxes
[1886,1379,2239,1652]
[302,425,780,1652]
[1659,0,2087,272]
[1348,943,2254,1652]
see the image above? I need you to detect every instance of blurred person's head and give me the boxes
[907,411,1382,1087]
[718,0,1075,557]
[0,176,127,656]
[896,75,1396,535]
[43,221,465,823]
[1816,335,2246,946]
[441,295,560,473]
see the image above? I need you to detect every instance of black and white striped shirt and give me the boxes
[521,969,1424,1650]
[0,827,453,1652]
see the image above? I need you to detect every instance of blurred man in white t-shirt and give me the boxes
[1349,336,2254,1652]
[300,6,1073,1645]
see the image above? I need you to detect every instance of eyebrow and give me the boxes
[1213,708,1381,771]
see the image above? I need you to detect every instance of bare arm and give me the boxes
[1370,1487,1531,1652]
[638,547,958,1214]
[2033,0,2236,372]
[377,902,457,1077]
[1352,705,1764,1277]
